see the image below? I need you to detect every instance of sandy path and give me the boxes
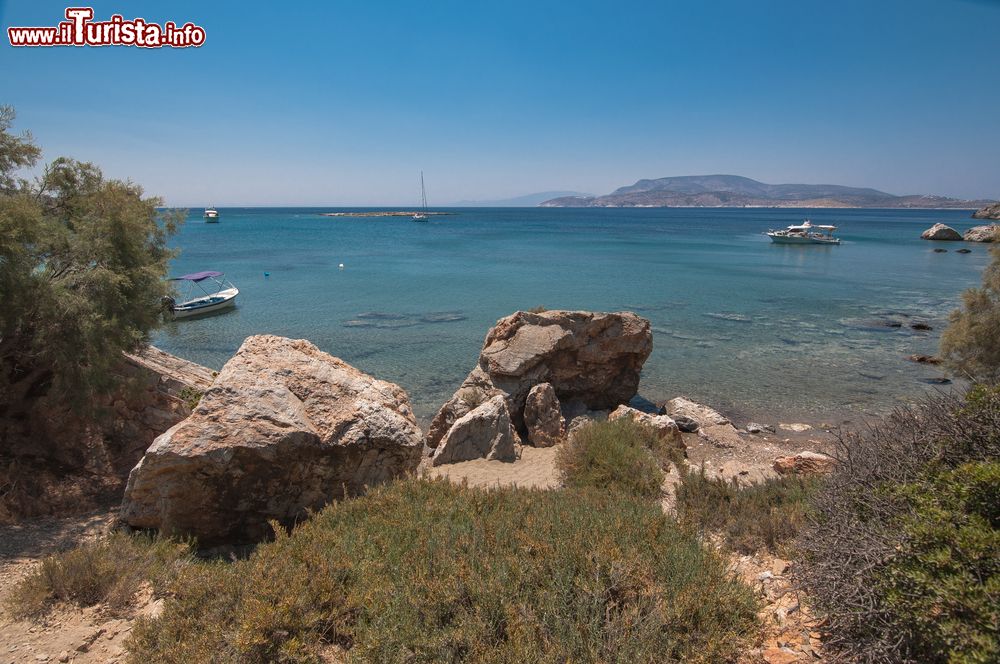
[422,446,561,490]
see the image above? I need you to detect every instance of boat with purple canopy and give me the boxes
[167,270,239,319]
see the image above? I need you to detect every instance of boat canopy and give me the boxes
[787,223,837,232]
[171,270,224,282]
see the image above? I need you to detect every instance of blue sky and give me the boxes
[1,0,998,205]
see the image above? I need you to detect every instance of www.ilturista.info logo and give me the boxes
[7,7,206,48]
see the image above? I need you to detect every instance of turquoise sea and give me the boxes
[153,208,989,425]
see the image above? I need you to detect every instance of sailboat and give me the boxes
[413,172,429,221]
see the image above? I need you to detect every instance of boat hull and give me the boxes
[172,287,238,319]
[767,234,840,245]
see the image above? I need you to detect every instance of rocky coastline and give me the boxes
[972,202,1000,220]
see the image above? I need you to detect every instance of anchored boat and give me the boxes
[204,207,219,222]
[413,172,429,221]
[766,220,840,245]
[167,271,239,319]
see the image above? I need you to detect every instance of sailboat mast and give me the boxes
[420,171,427,210]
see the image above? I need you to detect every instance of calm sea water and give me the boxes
[153,207,989,425]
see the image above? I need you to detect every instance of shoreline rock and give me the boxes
[427,310,653,462]
[120,335,424,545]
[971,202,1000,220]
[964,224,998,242]
[920,223,962,241]
[431,395,518,465]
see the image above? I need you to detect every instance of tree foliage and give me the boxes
[0,105,180,416]
[940,245,1000,381]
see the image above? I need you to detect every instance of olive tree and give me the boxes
[0,105,181,416]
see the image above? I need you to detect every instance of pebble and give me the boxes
[58,652,69,663]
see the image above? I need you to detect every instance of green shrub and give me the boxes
[556,418,675,501]
[875,461,999,663]
[941,245,1000,381]
[800,387,1000,662]
[127,479,758,663]
[674,468,818,554]
[4,532,191,619]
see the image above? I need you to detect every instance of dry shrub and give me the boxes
[556,418,678,501]
[127,479,758,663]
[4,531,191,619]
[799,386,1000,663]
[674,469,818,555]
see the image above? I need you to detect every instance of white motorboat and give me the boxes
[204,207,219,222]
[167,271,239,319]
[413,172,429,221]
[766,220,840,245]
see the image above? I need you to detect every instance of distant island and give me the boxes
[454,191,592,207]
[539,174,994,209]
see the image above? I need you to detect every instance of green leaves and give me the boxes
[0,109,181,413]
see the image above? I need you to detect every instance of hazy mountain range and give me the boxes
[539,175,993,209]
[453,191,591,207]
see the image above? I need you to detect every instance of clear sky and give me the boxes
[1,0,998,206]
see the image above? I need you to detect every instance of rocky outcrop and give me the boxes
[964,224,999,242]
[608,405,682,447]
[428,310,652,460]
[431,395,518,466]
[523,383,564,447]
[972,202,1000,220]
[773,451,836,475]
[920,223,962,241]
[120,335,423,545]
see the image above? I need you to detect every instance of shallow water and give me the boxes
[153,207,989,424]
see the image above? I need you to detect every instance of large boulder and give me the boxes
[523,383,565,448]
[431,395,518,466]
[971,202,1000,220]
[964,224,998,242]
[120,335,424,545]
[920,223,962,241]
[428,310,652,455]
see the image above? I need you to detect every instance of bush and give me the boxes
[799,387,1000,662]
[4,532,191,619]
[674,469,818,555]
[127,479,759,663]
[877,461,999,663]
[940,245,1000,381]
[556,418,677,501]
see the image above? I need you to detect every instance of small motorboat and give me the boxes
[204,207,220,222]
[766,220,840,245]
[167,271,239,319]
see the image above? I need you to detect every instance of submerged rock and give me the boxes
[428,310,652,457]
[964,224,998,242]
[120,335,424,545]
[431,395,518,466]
[920,223,962,241]
[908,354,942,365]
